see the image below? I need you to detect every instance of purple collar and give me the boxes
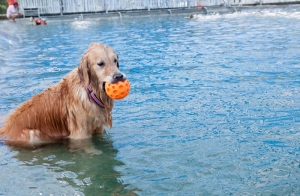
[86,86,105,108]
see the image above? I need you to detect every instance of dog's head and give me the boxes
[78,43,127,94]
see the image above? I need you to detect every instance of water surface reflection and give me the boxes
[1,134,137,195]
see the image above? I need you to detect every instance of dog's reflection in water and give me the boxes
[8,134,139,196]
[5,134,103,155]
[68,137,103,155]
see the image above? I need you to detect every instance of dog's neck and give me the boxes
[86,86,105,108]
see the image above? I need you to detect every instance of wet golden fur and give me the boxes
[0,43,126,146]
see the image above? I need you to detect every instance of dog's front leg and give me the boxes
[94,125,104,134]
[68,138,102,155]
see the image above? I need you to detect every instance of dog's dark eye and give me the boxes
[97,62,104,66]
[114,59,119,68]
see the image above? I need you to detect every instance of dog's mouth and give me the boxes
[102,73,127,94]
[102,82,106,93]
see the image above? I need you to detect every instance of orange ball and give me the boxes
[105,80,130,100]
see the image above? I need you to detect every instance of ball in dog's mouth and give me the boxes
[104,80,130,100]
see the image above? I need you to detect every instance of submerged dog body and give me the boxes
[0,43,126,146]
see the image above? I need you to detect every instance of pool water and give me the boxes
[1,7,300,195]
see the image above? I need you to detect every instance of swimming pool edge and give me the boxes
[2,4,300,21]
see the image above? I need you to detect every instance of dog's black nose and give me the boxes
[113,73,123,81]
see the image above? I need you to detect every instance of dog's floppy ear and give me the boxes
[78,53,90,87]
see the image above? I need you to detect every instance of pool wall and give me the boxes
[1,4,300,20]
[29,4,300,20]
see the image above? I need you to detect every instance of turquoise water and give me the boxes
[1,7,300,195]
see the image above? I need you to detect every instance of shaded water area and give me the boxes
[0,7,300,195]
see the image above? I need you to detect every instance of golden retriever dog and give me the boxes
[0,43,127,147]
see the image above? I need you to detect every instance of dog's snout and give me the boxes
[113,73,124,81]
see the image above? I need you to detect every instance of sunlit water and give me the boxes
[0,6,300,195]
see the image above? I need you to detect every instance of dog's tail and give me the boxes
[0,127,6,143]
[0,125,5,137]
[0,124,10,143]
[0,115,7,137]
[0,114,6,134]
[0,122,4,134]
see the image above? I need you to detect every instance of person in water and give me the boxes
[6,2,23,22]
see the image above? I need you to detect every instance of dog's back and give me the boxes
[0,75,74,145]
